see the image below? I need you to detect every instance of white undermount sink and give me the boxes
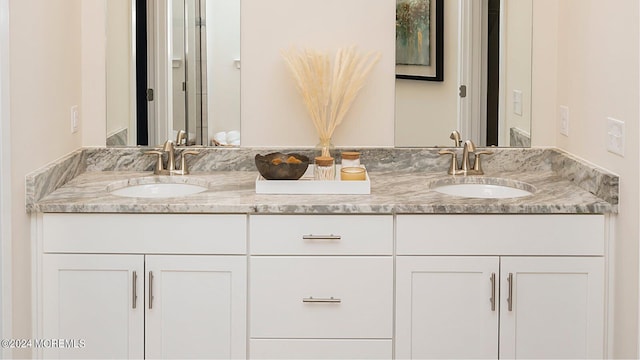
[431,178,535,199]
[109,182,208,198]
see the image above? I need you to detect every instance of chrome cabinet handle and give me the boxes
[148,271,154,310]
[302,235,341,241]
[132,271,138,309]
[507,272,514,312]
[490,272,496,311]
[302,296,342,304]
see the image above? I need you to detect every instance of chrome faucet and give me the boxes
[145,140,199,175]
[461,140,475,173]
[162,140,176,172]
[439,137,493,175]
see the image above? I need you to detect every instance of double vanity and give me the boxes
[26,146,617,359]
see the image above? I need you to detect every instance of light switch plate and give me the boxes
[559,105,569,137]
[513,90,523,116]
[70,105,79,134]
[606,117,625,156]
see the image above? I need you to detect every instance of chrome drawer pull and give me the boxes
[302,234,341,241]
[302,296,342,304]
[490,272,496,312]
[132,271,138,309]
[507,272,514,312]
[148,271,154,310]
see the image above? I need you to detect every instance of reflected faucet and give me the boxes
[449,130,462,147]
[176,130,187,146]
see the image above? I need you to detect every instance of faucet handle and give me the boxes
[439,150,458,175]
[144,150,164,175]
[179,150,200,175]
[473,150,494,174]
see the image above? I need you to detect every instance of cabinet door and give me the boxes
[145,255,246,359]
[499,257,604,359]
[396,256,499,359]
[42,254,144,359]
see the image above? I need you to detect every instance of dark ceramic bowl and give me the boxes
[255,152,310,180]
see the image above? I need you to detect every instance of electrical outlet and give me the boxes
[559,105,569,137]
[513,90,523,116]
[607,117,625,156]
[70,105,79,134]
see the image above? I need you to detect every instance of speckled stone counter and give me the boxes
[26,147,618,214]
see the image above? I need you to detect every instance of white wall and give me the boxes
[395,0,459,147]
[0,0,11,353]
[8,0,84,357]
[532,0,639,357]
[81,1,107,148]
[82,0,107,147]
[241,0,395,147]
[557,1,639,356]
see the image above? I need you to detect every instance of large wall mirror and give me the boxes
[106,0,532,148]
[106,0,240,147]
[396,0,532,147]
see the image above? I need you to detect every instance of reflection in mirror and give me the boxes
[106,0,134,146]
[106,0,241,147]
[107,0,531,148]
[395,0,532,147]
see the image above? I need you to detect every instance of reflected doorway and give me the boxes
[486,0,500,146]
[135,0,207,146]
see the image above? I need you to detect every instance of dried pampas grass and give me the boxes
[281,46,380,151]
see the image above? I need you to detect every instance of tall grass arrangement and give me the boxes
[281,46,380,156]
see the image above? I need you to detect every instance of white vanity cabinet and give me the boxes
[248,215,394,359]
[35,210,609,359]
[395,215,606,359]
[37,213,247,359]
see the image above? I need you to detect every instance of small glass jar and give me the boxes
[340,167,366,181]
[314,156,336,181]
[341,151,361,167]
[316,138,334,158]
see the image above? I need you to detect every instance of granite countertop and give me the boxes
[30,168,614,214]
[26,147,618,215]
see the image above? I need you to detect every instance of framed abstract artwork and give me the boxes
[396,0,444,81]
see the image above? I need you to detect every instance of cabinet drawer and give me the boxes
[41,213,247,254]
[396,215,605,256]
[250,339,392,359]
[250,257,393,338]
[250,215,392,255]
